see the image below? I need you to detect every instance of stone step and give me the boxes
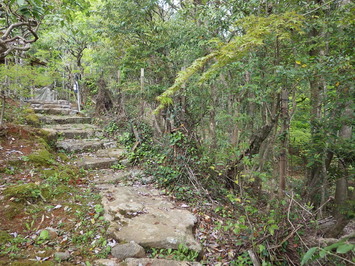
[38,114,92,125]
[27,99,70,105]
[101,185,202,253]
[31,103,71,109]
[76,157,120,170]
[34,108,78,115]
[74,148,125,170]
[42,124,102,139]
[56,138,116,153]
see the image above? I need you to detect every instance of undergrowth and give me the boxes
[113,120,355,265]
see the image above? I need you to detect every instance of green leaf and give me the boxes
[17,0,25,5]
[336,244,354,254]
[319,249,327,258]
[38,229,50,240]
[301,247,318,266]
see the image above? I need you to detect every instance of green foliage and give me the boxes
[110,163,125,170]
[0,230,12,244]
[0,65,54,92]
[0,233,30,258]
[36,229,50,244]
[149,244,199,261]
[155,12,305,112]
[301,241,355,265]
[105,121,120,135]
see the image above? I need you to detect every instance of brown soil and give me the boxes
[0,122,108,265]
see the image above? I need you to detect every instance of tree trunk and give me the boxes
[0,90,5,126]
[326,95,353,237]
[279,87,288,197]
[304,1,329,207]
[209,84,218,152]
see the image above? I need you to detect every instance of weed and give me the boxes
[149,244,199,261]
[111,163,126,170]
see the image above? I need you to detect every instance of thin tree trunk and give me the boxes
[304,1,328,206]
[209,84,217,152]
[0,90,5,126]
[279,87,288,197]
[326,96,353,237]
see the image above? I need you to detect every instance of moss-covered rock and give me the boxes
[28,149,55,166]
[3,183,44,203]
[24,110,40,127]
[58,152,69,162]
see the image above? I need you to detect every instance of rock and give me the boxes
[94,258,121,266]
[141,175,154,184]
[77,157,120,170]
[111,241,145,260]
[124,258,202,266]
[57,138,116,153]
[92,169,131,185]
[96,148,125,159]
[54,251,70,261]
[102,186,201,252]
[45,227,58,240]
[120,158,131,167]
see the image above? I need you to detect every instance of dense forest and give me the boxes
[0,0,354,265]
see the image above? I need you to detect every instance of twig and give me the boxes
[285,192,312,215]
[269,224,303,249]
[288,192,323,266]
[314,196,333,215]
[326,251,355,265]
[303,0,338,16]
[248,249,261,266]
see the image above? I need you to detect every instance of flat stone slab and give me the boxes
[92,169,130,184]
[96,148,125,158]
[42,124,102,139]
[76,157,119,170]
[57,139,116,153]
[34,108,78,115]
[28,100,70,105]
[101,186,201,252]
[38,114,92,125]
[32,103,71,109]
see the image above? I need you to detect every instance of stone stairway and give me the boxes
[31,100,202,266]
[30,100,124,170]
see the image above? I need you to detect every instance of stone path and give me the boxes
[31,100,202,266]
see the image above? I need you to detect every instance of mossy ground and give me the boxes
[0,120,110,265]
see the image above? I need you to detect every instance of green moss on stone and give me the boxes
[3,183,44,203]
[28,149,55,166]
[24,113,40,127]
